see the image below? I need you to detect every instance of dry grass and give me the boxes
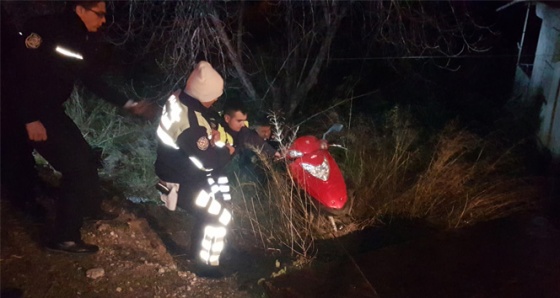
[230,106,540,258]
[341,107,421,226]
[228,151,319,260]
[396,125,538,229]
[344,109,538,230]
[64,93,539,260]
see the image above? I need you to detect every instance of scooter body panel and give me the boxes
[288,136,348,211]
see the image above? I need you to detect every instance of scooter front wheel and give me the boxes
[317,196,351,217]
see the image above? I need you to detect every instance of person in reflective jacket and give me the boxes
[1,1,155,255]
[155,61,234,274]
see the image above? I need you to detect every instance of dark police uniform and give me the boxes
[0,7,43,212]
[4,10,129,244]
[155,89,232,267]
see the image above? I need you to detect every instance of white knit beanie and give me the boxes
[185,61,224,103]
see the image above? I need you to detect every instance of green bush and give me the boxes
[65,88,160,201]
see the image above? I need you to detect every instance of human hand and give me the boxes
[274,148,288,161]
[211,129,221,143]
[226,144,235,155]
[26,121,47,141]
[126,100,160,120]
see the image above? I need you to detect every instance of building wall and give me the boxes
[530,3,560,157]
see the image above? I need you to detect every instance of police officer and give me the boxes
[1,5,46,217]
[155,61,234,277]
[3,1,155,254]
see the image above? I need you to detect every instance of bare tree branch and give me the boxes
[209,9,258,102]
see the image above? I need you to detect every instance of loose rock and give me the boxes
[86,268,105,279]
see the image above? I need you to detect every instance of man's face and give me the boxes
[255,125,272,140]
[76,2,107,32]
[225,111,247,132]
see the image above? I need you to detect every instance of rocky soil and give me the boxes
[0,192,281,298]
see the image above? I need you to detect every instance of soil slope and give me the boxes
[1,193,276,298]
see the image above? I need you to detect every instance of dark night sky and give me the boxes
[1,1,541,131]
[315,1,543,132]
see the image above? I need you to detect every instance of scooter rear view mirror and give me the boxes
[322,123,344,139]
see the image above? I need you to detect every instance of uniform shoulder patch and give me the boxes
[197,136,209,151]
[25,33,42,49]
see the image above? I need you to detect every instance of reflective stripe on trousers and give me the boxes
[194,174,231,266]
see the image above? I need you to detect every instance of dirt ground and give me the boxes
[0,189,281,298]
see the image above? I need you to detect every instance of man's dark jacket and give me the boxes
[12,10,126,124]
[224,125,277,158]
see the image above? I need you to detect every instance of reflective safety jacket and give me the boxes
[12,10,127,124]
[155,90,231,183]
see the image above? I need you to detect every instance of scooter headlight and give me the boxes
[301,157,330,181]
[288,150,304,158]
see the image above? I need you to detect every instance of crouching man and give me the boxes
[154,61,234,277]
[221,100,280,160]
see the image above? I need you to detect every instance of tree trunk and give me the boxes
[287,5,347,118]
[209,11,259,102]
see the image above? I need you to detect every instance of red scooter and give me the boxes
[286,124,348,215]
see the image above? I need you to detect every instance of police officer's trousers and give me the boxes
[31,109,103,242]
[176,172,232,267]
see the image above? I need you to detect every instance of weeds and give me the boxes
[230,106,539,259]
[64,90,538,261]
[228,114,318,259]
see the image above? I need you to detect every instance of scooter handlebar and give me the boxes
[329,143,347,150]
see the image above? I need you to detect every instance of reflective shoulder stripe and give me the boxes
[157,90,191,148]
[176,91,212,141]
[157,125,179,149]
[194,111,212,137]
[55,46,83,60]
